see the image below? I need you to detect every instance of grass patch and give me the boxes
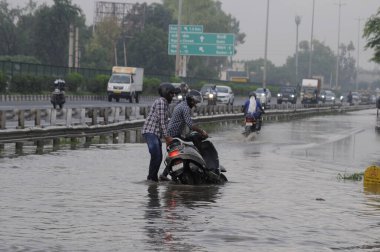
[337,172,364,181]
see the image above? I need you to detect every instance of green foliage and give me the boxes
[0,55,41,64]
[363,8,380,63]
[86,74,110,94]
[337,172,364,181]
[143,77,162,95]
[9,74,44,94]
[65,72,84,92]
[0,71,7,93]
[127,25,174,75]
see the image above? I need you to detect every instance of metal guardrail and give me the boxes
[0,103,375,144]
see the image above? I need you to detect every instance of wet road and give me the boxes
[0,109,379,251]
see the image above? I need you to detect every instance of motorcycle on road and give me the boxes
[51,79,66,109]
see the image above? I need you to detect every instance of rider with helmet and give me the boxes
[242,91,265,131]
[159,89,208,181]
[142,82,179,182]
[167,89,208,139]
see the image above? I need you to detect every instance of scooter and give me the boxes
[51,79,66,109]
[163,132,227,185]
[242,115,263,137]
[51,88,65,109]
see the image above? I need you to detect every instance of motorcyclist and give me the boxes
[347,91,353,105]
[242,91,265,131]
[243,91,264,119]
[160,90,208,181]
[142,83,178,182]
[53,79,66,92]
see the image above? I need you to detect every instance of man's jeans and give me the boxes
[143,133,162,182]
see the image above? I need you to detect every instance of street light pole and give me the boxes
[335,0,345,90]
[356,18,362,91]
[263,0,270,88]
[308,0,315,78]
[295,15,301,84]
[175,0,182,77]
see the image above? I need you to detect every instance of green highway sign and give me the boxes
[169,24,203,33]
[168,43,234,56]
[169,32,235,46]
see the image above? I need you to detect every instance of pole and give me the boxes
[295,15,301,84]
[74,27,79,68]
[335,0,346,90]
[356,18,362,91]
[68,24,74,68]
[175,0,182,77]
[263,0,270,88]
[123,39,127,66]
[308,0,315,77]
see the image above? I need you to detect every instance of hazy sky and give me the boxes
[10,0,380,70]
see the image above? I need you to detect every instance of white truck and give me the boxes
[107,66,144,103]
[301,78,321,104]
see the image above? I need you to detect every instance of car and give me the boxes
[277,86,297,104]
[320,90,336,104]
[255,87,271,107]
[359,92,370,103]
[215,85,234,105]
[351,92,361,104]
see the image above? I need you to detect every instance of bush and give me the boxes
[86,74,110,94]
[66,72,84,92]
[9,74,43,94]
[143,77,162,95]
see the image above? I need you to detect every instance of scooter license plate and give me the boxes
[245,122,253,126]
[172,163,183,172]
[113,90,121,94]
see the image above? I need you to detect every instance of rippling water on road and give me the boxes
[1,109,380,251]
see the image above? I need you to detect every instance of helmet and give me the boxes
[158,82,177,104]
[249,91,256,98]
[186,90,202,107]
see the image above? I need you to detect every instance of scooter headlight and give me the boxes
[178,94,183,100]
[208,93,214,98]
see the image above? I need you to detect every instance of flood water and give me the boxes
[1,109,380,252]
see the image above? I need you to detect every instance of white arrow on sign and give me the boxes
[200,35,205,43]
[199,47,205,52]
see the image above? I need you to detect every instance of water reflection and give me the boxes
[144,184,222,251]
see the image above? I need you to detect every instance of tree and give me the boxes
[127,25,174,75]
[28,0,84,65]
[0,0,20,55]
[338,41,356,89]
[84,16,122,68]
[363,8,380,64]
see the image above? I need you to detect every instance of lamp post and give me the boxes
[335,0,345,90]
[175,0,182,77]
[308,0,315,77]
[295,15,301,84]
[263,0,270,88]
[356,18,362,91]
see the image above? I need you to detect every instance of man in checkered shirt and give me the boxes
[142,83,178,182]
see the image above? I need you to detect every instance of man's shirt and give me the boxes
[167,101,193,137]
[142,97,169,138]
